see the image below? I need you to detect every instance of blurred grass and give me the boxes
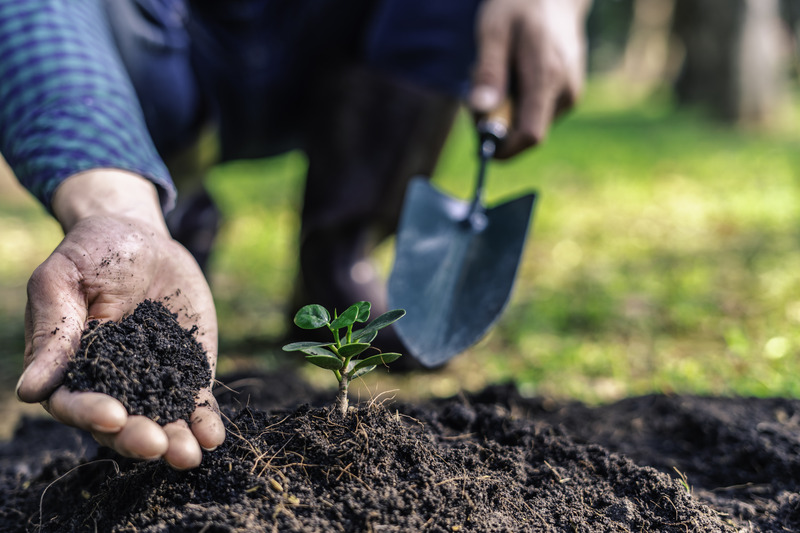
[4,77,800,406]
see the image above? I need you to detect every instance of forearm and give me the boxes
[52,170,170,236]
[0,0,175,212]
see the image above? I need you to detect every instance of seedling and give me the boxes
[282,301,405,416]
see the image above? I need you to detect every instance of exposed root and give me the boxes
[37,459,120,531]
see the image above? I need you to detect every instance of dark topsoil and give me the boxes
[2,301,799,532]
[63,299,211,426]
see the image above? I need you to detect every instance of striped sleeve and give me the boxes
[0,0,176,213]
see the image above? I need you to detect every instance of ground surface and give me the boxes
[1,369,799,532]
[2,297,799,532]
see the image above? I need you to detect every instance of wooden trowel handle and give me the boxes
[478,100,512,144]
[487,99,512,134]
[476,100,512,164]
[478,98,512,159]
[472,100,512,209]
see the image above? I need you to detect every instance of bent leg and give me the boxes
[296,1,481,346]
[297,67,459,352]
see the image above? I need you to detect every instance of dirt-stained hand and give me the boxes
[469,0,591,158]
[15,170,225,470]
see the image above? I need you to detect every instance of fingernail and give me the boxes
[201,446,218,453]
[470,85,500,111]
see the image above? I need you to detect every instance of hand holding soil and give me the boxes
[63,299,219,469]
[15,171,225,469]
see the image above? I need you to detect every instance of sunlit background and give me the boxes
[4,0,800,435]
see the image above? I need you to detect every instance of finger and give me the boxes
[93,415,169,460]
[189,388,226,451]
[554,84,578,118]
[496,34,559,159]
[469,3,513,113]
[163,420,203,470]
[498,96,556,159]
[18,253,87,403]
[47,387,127,433]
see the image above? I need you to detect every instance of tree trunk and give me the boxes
[672,0,788,124]
[621,0,677,89]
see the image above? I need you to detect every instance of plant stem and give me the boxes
[336,372,350,416]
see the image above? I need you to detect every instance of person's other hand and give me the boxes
[15,170,225,469]
[469,0,591,158]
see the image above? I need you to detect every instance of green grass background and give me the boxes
[4,77,800,404]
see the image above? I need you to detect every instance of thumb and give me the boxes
[469,4,512,113]
[17,252,87,403]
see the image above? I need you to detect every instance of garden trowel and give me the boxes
[388,109,537,367]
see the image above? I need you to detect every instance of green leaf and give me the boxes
[338,343,370,358]
[294,305,330,329]
[351,309,405,341]
[282,341,334,352]
[300,346,338,357]
[351,365,376,380]
[353,352,402,371]
[305,354,343,370]
[352,301,371,323]
[330,305,359,330]
[371,309,406,329]
[351,329,378,344]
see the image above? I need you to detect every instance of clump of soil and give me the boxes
[62,299,211,425]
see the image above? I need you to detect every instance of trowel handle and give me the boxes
[477,100,512,159]
[478,100,512,142]
[471,100,512,218]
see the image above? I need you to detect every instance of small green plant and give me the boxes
[282,301,405,416]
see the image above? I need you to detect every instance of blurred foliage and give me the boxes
[4,76,800,405]
[0,172,61,393]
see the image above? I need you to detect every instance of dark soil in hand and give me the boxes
[62,299,211,425]
[2,368,799,532]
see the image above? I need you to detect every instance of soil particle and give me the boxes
[62,299,211,425]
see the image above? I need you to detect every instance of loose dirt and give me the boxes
[63,299,210,425]
[1,300,798,532]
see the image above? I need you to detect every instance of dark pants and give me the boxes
[104,0,481,161]
[105,0,483,324]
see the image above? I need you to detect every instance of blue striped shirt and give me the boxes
[0,0,175,213]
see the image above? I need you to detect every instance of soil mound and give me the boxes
[2,377,737,533]
[2,300,797,531]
